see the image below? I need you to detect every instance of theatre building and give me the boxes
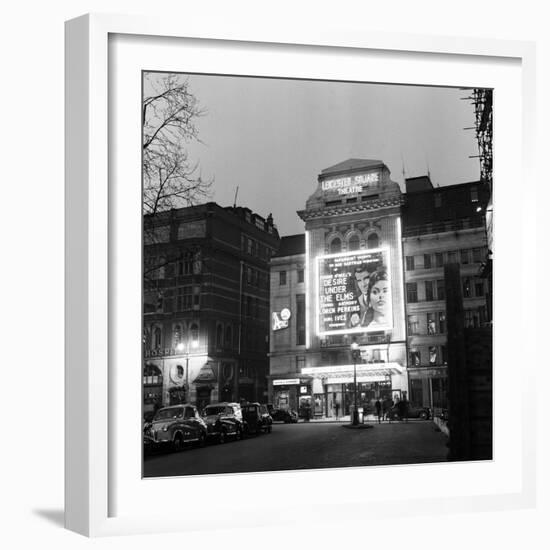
[269,159,408,419]
[143,203,280,415]
[401,176,489,414]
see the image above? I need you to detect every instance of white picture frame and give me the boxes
[65,13,537,537]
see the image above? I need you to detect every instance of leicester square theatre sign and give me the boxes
[316,248,393,336]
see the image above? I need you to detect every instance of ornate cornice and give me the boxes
[297,196,404,221]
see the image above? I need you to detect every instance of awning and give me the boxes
[301,363,404,379]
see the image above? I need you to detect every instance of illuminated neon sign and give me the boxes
[321,172,379,195]
[316,248,393,336]
[272,308,291,331]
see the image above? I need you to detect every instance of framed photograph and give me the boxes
[65,13,536,536]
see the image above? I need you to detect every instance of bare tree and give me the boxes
[143,73,212,215]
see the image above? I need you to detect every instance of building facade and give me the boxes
[268,160,490,419]
[143,202,280,415]
[270,159,409,419]
[401,176,489,414]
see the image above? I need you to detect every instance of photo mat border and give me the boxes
[65,12,536,537]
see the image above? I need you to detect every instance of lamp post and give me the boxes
[350,340,360,425]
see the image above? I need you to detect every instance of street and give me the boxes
[143,420,449,478]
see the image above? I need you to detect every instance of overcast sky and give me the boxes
[149,73,480,236]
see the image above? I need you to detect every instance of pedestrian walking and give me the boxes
[383,397,393,421]
[334,401,340,419]
[375,398,382,424]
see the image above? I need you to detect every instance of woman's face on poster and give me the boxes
[369,279,390,316]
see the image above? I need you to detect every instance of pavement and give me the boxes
[143,418,449,478]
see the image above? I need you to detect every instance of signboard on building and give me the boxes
[272,308,291,331]
[321,172,380,197]
[317,248,393,336]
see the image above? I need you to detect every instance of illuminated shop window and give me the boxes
[367,233,379,249]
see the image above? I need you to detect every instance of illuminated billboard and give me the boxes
[316,248,393,336]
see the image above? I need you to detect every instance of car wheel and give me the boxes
[219,430,226,444]
[173,433,184,452]
[419,411,428,420]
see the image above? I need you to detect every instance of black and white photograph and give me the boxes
[141,71,493,478]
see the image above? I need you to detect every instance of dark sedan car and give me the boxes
[201,402,244,443]
[270,408,298,423]
[389,403,431,420]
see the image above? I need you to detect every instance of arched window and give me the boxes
[173,324,183,349]
[153,326,162,349]
[190,323,199,348]
[348,234,360,251]
[330,237,342,253]
[225,325,233,348]
[367,233,379,249]
[216,324,223,348]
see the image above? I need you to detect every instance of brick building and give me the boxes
[143,202,280,414]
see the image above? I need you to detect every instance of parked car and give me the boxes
[241,402,272,435]
[201,402,244,443]
[270,408,298,423]
[389,403,431,421]
[146,404,207,451]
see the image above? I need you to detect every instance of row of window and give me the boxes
[241,234,274,260]
[246,265,268,288]
[327,232,379,254]
[279,269,304,286]
[144,322,200,351]
[433,186,479,208]
[405,247,486,271]
[410,345,448,367]
[406,277,485,303]
[408,312,447,335]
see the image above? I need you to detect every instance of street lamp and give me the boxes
[350,339,361,425]
[176,342,189,402]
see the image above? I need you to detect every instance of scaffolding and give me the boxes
[462,88,493,191]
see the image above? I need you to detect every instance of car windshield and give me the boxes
[242,406,257,413]
[203,406,225,416]
[154,408,183,420]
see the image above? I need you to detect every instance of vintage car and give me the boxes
[146,404,208,451]
[201,402,244,443]
[270,408,299,423]
[389,403,431,421]
[241,402,272,435]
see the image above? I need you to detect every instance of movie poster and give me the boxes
[317,248,393,335]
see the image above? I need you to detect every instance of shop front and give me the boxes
[302,363,406,419]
